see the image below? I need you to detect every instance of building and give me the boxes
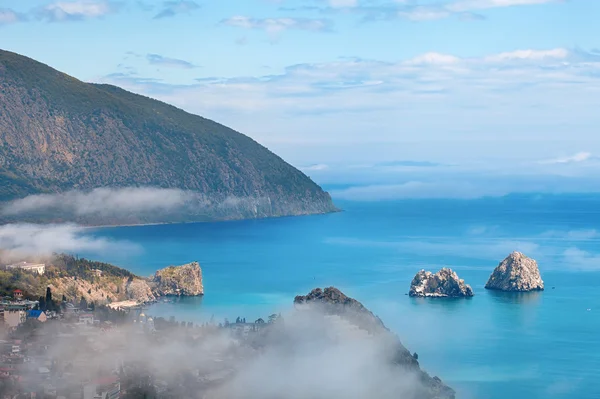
[4,310,26,328]
[6,261,46,275]
[83,375,120,399]
[27,310,48,323]
[13,289,23,300]
[79,313,95,325]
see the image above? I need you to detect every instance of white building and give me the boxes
[79,313,95,325]
[7,261,45,275]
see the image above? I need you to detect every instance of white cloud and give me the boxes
[540,152,593,165]
[329,181,507,200]
[301,164,330,171]
[448,0,559,12]
[222,16,332,35]
[328,0,358,8]
[101,47,600,166]
[0,8,23,25]
[484,48,569,62]
[562,247,600,271]
[0,223,139,264]
[405,52,461,65]
[146,54,199,69]
[1,187,196,217]
[37,1,119,22]
[153,1,200,19]
[399,7,451,21]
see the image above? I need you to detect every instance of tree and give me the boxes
[268,314,279,324]
[255,318,265,324]
[235,317,240,324]
[38,296,46,311]
[44,287,54,311]
[79,296,88,310]
[62,294,67,303]
[89,301,95,311]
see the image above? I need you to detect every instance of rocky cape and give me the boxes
[485,252,544,292]
[149,261,204,296]
[409,268,474,298]
[294,287,456,399]
[0,49,337,225]
[0,255,203,306]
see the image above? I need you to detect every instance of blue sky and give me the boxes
[2,0,600,199]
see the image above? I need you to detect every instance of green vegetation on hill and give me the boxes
[0,49,337,224]
[0,254,139,302]
[51,254,137,280]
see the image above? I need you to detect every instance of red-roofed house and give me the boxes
[13,289,23,299]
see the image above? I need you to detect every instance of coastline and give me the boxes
[85,207,343,230]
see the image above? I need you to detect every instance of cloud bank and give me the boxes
[101,47,600,168]
[0,223,138,264]
[1,187,195,217]
[10,305,445,399]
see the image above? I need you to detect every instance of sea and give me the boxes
[81,194,600,399]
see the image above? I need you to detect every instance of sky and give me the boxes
[1,0,600,199]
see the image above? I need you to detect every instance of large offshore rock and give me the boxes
[409,268,474,298]
[485,252,544,292]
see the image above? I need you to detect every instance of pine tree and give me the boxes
[45,287,53,311]
[38,296,46,311]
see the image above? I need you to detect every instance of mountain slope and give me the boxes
[0,49,336,223]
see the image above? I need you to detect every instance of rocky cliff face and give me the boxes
[47,275,155,304]
[150,262,204,296]
[0,49,337,224]
[294,287,455,399]
[485,252,544,292]
[409,268,474,298]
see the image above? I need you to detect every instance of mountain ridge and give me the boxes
[0,49,337,224]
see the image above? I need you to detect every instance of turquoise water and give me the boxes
[84,195,600,399]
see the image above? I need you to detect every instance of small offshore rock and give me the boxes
[409,268,474,298]
[485,252,544,292]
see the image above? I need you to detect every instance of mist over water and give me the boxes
[74,195,600,399]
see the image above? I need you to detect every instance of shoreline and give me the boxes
[84,208,344,230]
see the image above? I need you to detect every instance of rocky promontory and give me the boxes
[409,268,474,298]
[485,252,544,292]
[150,262,204,296]
[294,287,456,399]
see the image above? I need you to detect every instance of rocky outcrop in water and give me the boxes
[294,287,456,399]
[485,252,544,292]
[409,268,474,298]
[150,262,204,296]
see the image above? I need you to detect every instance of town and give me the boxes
[0,262,281,399]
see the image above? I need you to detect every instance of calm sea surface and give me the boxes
[82,195,600,399]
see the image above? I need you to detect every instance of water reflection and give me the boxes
[486,289,543,306]
[409,296,474,311]
[146,296,206,321]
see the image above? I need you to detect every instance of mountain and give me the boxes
[0,49,337,224]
